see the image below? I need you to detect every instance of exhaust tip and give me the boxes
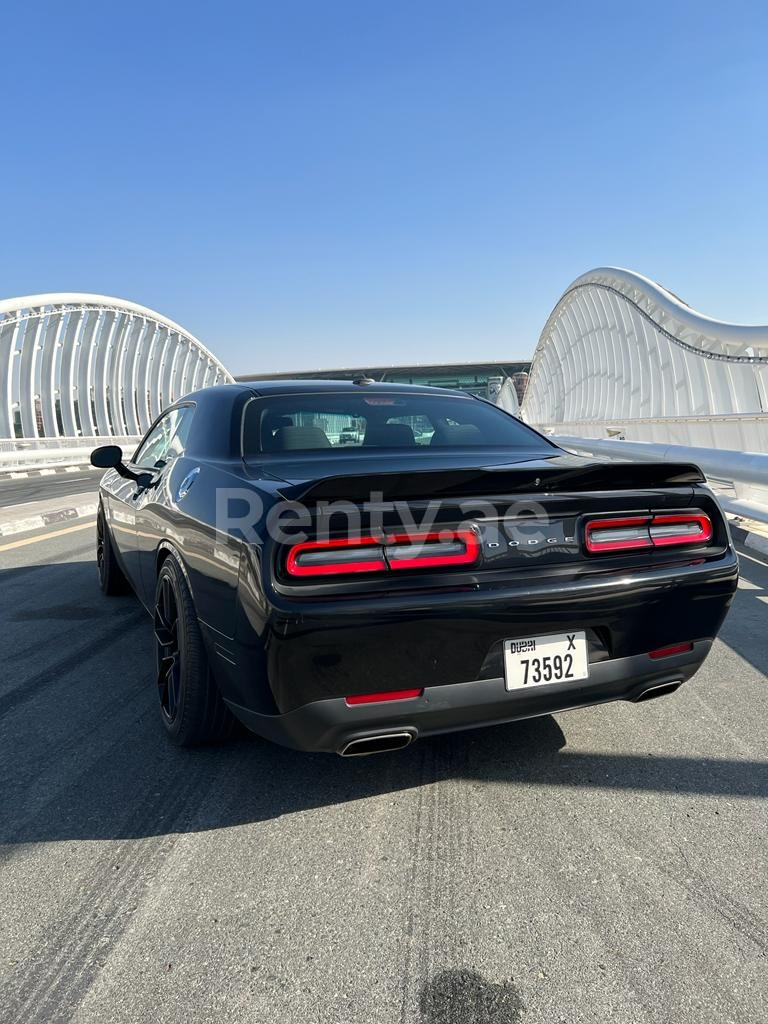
[631,681,682,703]
[338,732,414,757]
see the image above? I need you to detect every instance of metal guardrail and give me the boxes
[554,434,768,526]
[0,435,140,453]
[542,415,768,456]
[0,436,140,473]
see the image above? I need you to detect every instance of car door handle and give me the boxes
[177,467,200,500]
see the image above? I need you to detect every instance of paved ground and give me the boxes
[1,520,766,1024]
[0,470,98,508]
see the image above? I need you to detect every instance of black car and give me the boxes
[91,380,738,755]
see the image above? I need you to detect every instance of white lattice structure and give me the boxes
[522,268,768,451]
[0,293,233,440]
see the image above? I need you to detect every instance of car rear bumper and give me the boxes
[224,639,712,753]
[225,549,737,713]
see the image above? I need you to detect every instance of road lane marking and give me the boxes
[738,578,762,591]
[0,518,95,552]
[738,549,768,569]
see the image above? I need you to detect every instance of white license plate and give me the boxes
[504,631,589,691]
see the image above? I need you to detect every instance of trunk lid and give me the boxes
[256,449,712,587]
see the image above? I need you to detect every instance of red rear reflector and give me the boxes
[585,512,713,554]
[386,529,481,570]
[649,642,694,660]
[346,688,423,705]
[286,536,386,577]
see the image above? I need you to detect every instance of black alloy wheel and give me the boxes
[155,573,182,724]
[96,506,130,595]
[153,554,239,746]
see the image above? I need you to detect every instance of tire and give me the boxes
[97,506,131,596]
[154,553,238,746]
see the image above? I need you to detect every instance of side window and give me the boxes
[164,407,194,462]
[132,407,194,469]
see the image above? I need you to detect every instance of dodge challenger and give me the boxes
[91,380,738,755]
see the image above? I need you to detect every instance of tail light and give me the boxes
[585,512,713,554]
[284,528,480,578]
[285,536,387,577]
[648,514,713,547]
[386,529,480,570]
[584,516,652,553]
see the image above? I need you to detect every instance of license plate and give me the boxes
[503,631,589,691]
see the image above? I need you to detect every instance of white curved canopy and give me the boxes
[522,267,768,428]
[0,293,234,439]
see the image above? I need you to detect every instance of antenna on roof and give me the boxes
[353,376,376,386]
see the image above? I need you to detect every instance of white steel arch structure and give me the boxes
[522,268,768,451]
[0,293,234,441]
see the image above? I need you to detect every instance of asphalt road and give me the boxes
[1,524,766,1024]
[0,470,99,508]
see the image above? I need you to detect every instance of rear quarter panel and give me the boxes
[135,458,252,637]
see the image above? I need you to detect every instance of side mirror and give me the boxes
[90,445,154,489]
[90,445,124,469]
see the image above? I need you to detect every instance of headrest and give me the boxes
[364,423,416,447]
[271,425,332,450]
[430,423,483,446]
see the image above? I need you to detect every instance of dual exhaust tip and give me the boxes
[338,731,414,757]
[338,681,683,754]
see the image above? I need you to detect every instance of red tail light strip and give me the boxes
[584,516,652,553]
[386,529,481,570]
[585,512,713,554]
[285,529,481,578]
[285,536,387,577]
[649,513,713,547]
[346,688,423,705]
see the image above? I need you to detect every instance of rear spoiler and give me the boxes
[286,461,706,503]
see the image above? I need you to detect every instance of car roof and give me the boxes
[240,378,471,398]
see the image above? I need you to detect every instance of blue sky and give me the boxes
[1,1,766,374]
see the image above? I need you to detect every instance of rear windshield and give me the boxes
[242,392,553,456]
